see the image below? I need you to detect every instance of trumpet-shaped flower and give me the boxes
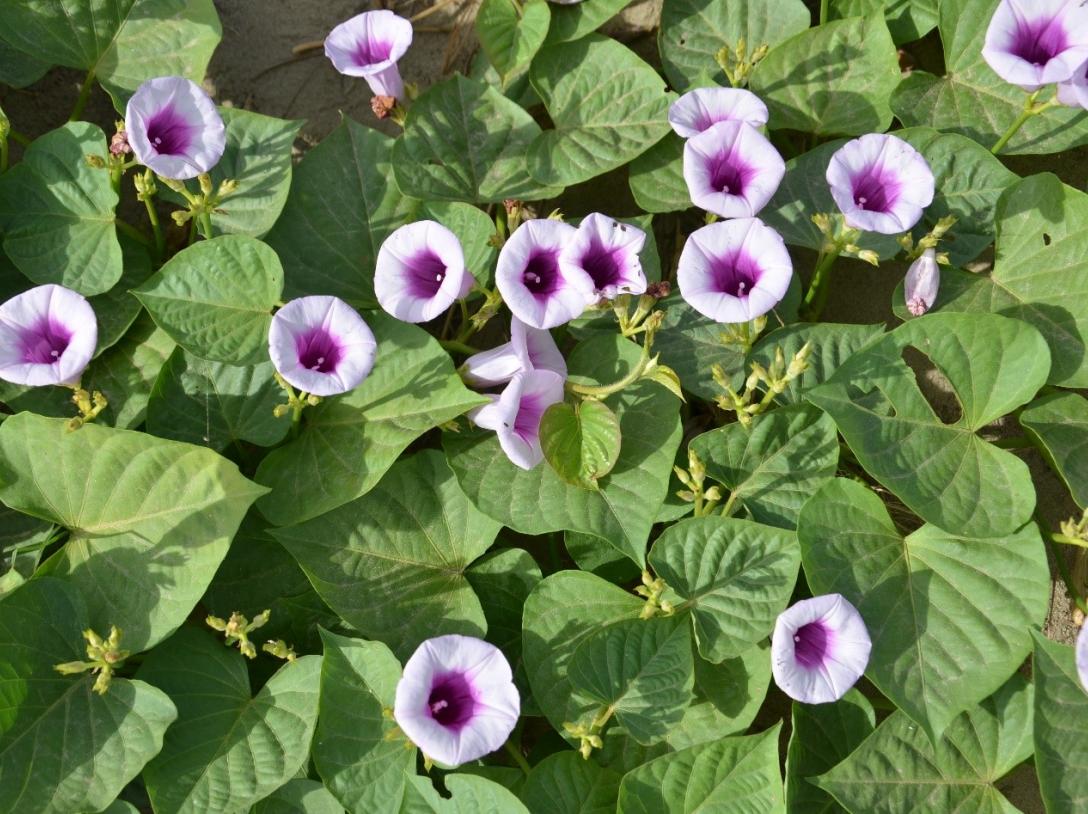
[393,634,520,767]
[460,318,566,389]
[560,213,647,300]
[668,87,769,138]
[826,133,935,235]
[1058,59,1088,109]
[324,10,413,100]
[677,218,793,324]
[125,76,226,180]
[471,369,565,470]
[683,121,785,219]
[904,248,940,317]
[375,220,474,323]
[772,594,872,704]
[268,296,376,397]
[0,284,97,387]
[982,0,1088,91]
[495,219,591,329]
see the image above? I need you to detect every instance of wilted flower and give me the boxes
[1077,622,1088,694]
[0,284,97,386]
[471,369,565,470]
[826,133,935,235]
[668,87,769,138]
[375,220,474,323]
[560,213,647,300]
[982,0,1088,91]
[495,219,591,330]
[683,121,785,219]
[125,76,226,180]
[677,217,793,324]
[460,317,566,389]
[324,10,413,100]
[1058,59,1088,109]
[772,594,872,704]
[268,296,377,397]
[904,248,940,317]
[393,634,520,767]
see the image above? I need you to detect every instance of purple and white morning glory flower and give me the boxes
[125,76,226,181]
[393,634,520,767]
[471,369,565,470]
[1077,622,1088,694]
[268,295,377,397]
[1058,60,1088,109]
[324,10,414,100]
[771,593,872,704]
[677,217,793,324]
[560,213,647,300]
[668,87,769,139]
[0,284,97,387]
[460,317,566,389]
[495,219,592,330]
[826,133,935,235]
[982,0,1088,91]
[904,248,940,317]
[375,220,474,324]
[683,121,785,219]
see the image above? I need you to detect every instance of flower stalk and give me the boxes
[991,91,1061,154]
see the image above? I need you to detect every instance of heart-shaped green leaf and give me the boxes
[1021,391,1088,509]
[402,774,531,813]
[541,399,622,490]
[520,751,621,814]
[828,0,937,43]
[628,133,689,215]
[477,0,550,84]
[252,780,344,814]
[1032,632,1088,812]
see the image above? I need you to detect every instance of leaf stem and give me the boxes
[819,0,829,25]
[0,135,7,173]
[990,91,1060,154]
[69,69,96,122]
[114,218,151,247]
[800,245,842,320]
[440,339,480,355]
[504,740,531,775]
[142,196,166,262]
[567,350,651,399]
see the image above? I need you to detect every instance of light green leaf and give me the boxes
[658,0,810,91]
[545,0,629,44]
[806,312,1050,536]
[0,578,177,814]
[828,0,936,42]
[628,133,689,215]
[401,774,530,813]
[1021,391,1088,509]
[135,234,283,365]
[798,478,1049,740]
[256,314,486,525]
[816,676,1034,814]
[477,0,550,84]
[466,547,542,661]
[314,630,414,814]
[520,751,621,814]
[139,626,321,814]
[0,121,120,295]
[252,780,346,814]
[0,413,265,650]
[652,295,746,403]
[1032,632,1088,813]
[273,450,498,658]
[419,200,498,287]
[670,641,771,749]
[528,35,674,187]
[648,517,800,663]
[541,399,622,490]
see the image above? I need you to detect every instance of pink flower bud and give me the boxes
[904,248,939,317]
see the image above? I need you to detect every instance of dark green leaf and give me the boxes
[1021,391,1088,509]
[628,133,689,215]
[477,0,550,84]
[520,751,621,814]
[1032,632,1088,813]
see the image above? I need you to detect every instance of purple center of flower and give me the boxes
[580,242,627,291]
[512,390,549,443]
[710,251,762,297]
[793,621,831,668]
[851,167,900,213]
[404,250,449,299]
[427,671,476,729]
[295,327,343,373]
[354,36,393,66]
[1010,16,1069,66]
[522,252,561,299]
[144,106,195,156]
[708,152,754,196]
[22,319,71,364]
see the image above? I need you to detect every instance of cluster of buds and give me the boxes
[613,283,671,338]
[563,705,614,760]
[262,639,297,662]
[674,447,723,517]
[54,625,129,695]
[811,213,879,267]
[719,314,768,352]
[67,383,109,431]
[206,609,270,659]
[898,214,957,261]
[272,370,322,421]
[714,341,812,427]
[715,38,770,88]
[1056,509,1088,549]
[161,172,238,228]
[635,569,675,619]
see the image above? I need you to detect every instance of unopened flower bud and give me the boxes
[109,129,131,156]
[904,248,939,317]
[198,173,214,197]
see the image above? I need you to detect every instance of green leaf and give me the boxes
[520,751,620,814]
[528,35,674,187]
[671,642,770,749]
[749,13,900,137]
[252,780,346,814]
[618,727,785,813]
[816,676,1034,814]
[0,504,52,594]
[0,578,176,814]
[477,0,550,84]
[135,234,283,365]
[891,0,1088,155]
[466,547,542,661]
[798,478,1049,740]
[419,200,499,287]
[265,119,416,306]
[146,348,290,450]
[648,517,800,663]
[545,0,629,44]
[658,0,810,91]
[569,616,694,745]
[652,296,746,402]
[1032,632,1088,813]
[565,530,643,584]
[256,314,485,525]
[273,450,498,658]
[90,236,154,355]
[0,121,120,295]
[0,0,221,109]
[806,312,1050,536]
[139,626,321,814]
[628,133,689,215]
[0,413,265,650]
[828,0,937,43]
[1021,392,1088,509]
[446,333,682,568]
[785,690,875,814]
[541,399,622,490]
[393,74,561,204]
[314,630,415,814]
[689,404,839,529]
[401,774,531,813]
[0,38,49,87]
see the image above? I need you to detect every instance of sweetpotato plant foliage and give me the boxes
[1,0,1088,812]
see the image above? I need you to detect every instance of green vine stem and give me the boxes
[69,69,96,122]
[991,91,1060,154]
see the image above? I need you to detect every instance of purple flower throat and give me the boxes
[794,621,831,668]
[709,152,753,196]
[296,327,343,373]
[355,37,393,66]
[581,241,627,290]
[144,106,195,156]
[427,671,476,729]
[851,167,899,214]
[1011,16,1069,66]
[522,252,561,299]
[405,251,449,298]
[23,319,71,364]
[711,251,762,297]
